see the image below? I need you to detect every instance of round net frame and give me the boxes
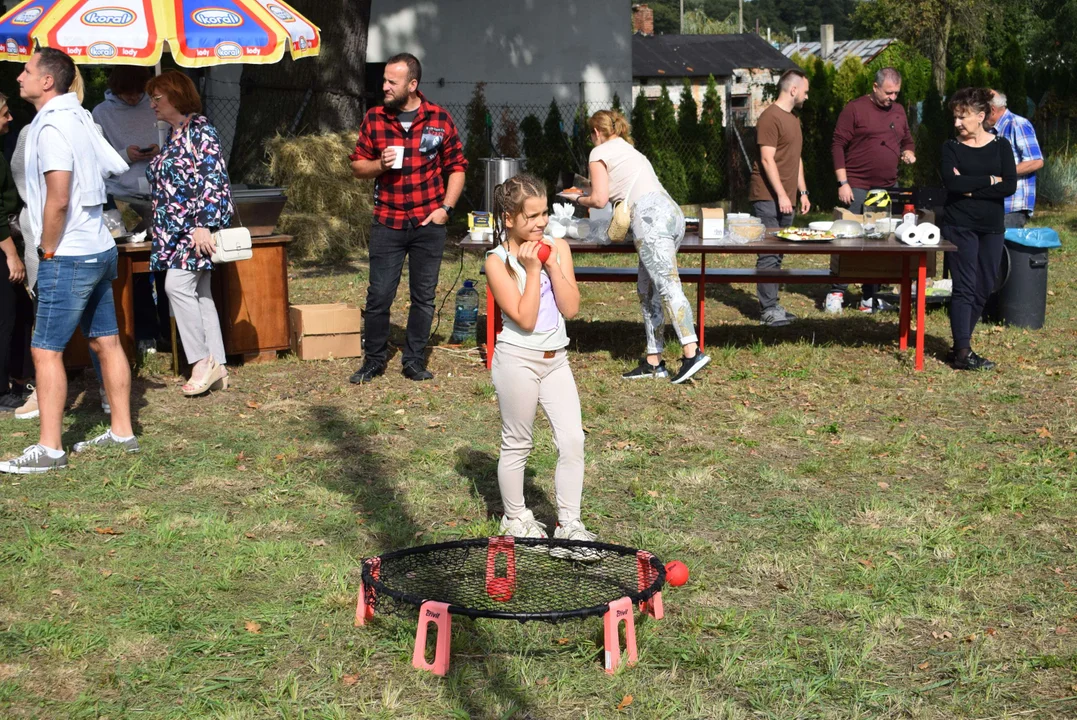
[360,537,666,623]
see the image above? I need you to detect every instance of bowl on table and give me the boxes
[808,221,833,232]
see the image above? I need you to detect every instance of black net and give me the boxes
[362,538,665,623]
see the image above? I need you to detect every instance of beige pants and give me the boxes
[165,269,226,366]
[491,342,585,524]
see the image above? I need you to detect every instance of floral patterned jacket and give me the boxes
[146,114,234,271]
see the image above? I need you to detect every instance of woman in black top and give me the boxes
[941,87,1017,371]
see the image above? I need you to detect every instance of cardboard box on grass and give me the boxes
[289,303,363,360]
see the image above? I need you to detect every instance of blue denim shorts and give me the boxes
[32,246,119,352]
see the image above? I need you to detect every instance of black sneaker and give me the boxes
[622,359,669,380]
[953,351,996,371]
[349,361,385,384]
[0,392,26,412]
[402,362,434,381]
[670,352,711,384]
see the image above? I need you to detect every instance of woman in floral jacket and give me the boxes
[145,71,234,396]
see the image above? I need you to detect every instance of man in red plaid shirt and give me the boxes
[349,53,467,383]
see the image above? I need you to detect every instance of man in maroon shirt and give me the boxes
[827,67,916,314]
[349,53,467,384]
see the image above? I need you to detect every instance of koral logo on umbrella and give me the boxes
[214,41,242,58]
[88,42,116,58]
[12,6,43,25]
[81,8,136,26]
[193,9,243,27]
[266,4,295,22]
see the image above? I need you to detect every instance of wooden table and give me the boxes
[464,232,956,371]
[64,235,294,368]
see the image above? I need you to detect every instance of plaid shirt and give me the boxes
[351,91,467,229]
[992,109,1042,215]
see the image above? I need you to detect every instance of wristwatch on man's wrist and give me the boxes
[837,180,849,187]
[441,204,454,219]
[798,190,809,198]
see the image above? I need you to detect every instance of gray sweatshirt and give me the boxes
[91,90,158,196]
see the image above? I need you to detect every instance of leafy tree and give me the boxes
[631,94,654,157]
[853,0,988,94]
[832,57,871,106]
[520,114,545,181]
[997,37,1027,115]
[495,108,519,159]
[648,84,688,202]
[611,93,623,115]
[682,8,737,34]
[698,75,726,201]
[542,100,575,194]
[652,83,678,142]
[463,82,494,210]
[677,78,704,201]
[914,82,948,188]
[799,57,837,209]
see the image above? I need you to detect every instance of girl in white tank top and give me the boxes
[483,174,600,556]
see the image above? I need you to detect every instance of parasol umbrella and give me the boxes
[0,0,320,67]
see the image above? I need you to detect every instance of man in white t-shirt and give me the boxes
[0,49,139,475]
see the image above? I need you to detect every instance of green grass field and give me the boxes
[1,210,1075,719]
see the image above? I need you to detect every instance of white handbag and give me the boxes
[210,227,253,264]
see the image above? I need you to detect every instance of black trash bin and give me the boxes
[983,228,1061,329]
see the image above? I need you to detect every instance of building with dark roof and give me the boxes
[632,33,798,127]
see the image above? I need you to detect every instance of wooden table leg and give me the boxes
[114,252,136,365]
[485,284,496,370]
[898,255,910,352]
[697,253,706,351]
[915,252,927,371]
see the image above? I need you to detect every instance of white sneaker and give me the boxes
[498,509,548,539]
[551,519,603,562]
[825,291,844,314]
[14,387,38,420]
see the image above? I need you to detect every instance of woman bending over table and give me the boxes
[572,110,710,385]
[941,87,1016,371]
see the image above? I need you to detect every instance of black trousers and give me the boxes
[363,220,447,367]
[0,255,34,393]
[944,225,1004,350]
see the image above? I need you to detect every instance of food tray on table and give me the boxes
[774,229,836,243]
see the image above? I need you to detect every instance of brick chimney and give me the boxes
[632,4,654,36]
[820,24,834,61]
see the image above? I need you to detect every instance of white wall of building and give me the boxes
[368,1,633,111]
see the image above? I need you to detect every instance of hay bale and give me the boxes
[265,132,374,261]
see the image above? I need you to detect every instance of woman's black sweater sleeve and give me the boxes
[971,137,1018,199]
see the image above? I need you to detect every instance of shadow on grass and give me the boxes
[310,404,421,552]
[454,448,558,528]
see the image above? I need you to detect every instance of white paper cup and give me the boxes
[547,220,567,239]
[388,145,404,169]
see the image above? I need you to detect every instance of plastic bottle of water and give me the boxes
[449,280,479,344]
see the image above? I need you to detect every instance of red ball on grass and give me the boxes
[665,561,689,587]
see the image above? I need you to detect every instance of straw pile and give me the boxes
[266,132,374,262]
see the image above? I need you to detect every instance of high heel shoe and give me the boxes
[182,359,227,396]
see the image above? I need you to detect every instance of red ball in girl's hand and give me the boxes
[536,242,551,264]
[665,561,689,587]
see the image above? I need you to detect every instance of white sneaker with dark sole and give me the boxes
[0,445,68,474]
[72,431,140,454]
[498,509,548,539]
[550,519,603,562]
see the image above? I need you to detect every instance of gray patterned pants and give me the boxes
[631,192,697,354]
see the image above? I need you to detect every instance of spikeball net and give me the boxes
[355,536,668,675]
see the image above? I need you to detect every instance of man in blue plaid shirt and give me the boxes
[987,91,1044,228]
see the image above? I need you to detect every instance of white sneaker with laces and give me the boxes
[551,519,603,562]
[498,509,548,539]
[825,291,844,314]
[0,444,68,474]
